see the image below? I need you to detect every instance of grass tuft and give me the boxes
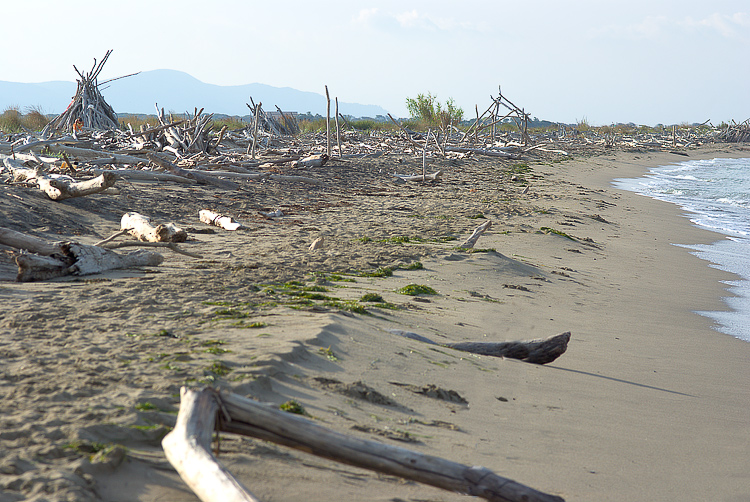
[397,284,438,296]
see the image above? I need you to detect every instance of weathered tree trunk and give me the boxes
[164,388,565,502]
[0,227,61,256]
[37,172,117,201]
[14,242,163,282]
[0,227,163,282]
[162,387,259,502]
[121,212,187,242]
[390,330,570,365]
[443,332,571,365]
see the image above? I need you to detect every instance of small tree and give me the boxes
[405,92,463,130]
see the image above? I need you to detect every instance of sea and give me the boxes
[614,156,750,343]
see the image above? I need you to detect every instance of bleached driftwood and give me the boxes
[293,153,329,168]
[395,171,442,182]
[101,240,202,259]
[3,156,117,200]
[0,227,163,281]
[121,212,187,243]
[200,210,244,231]
[0,227,60,256]
[309,237,324,251]
[162,387,259,502]
[3,156,41,182]
[163,387,565,502]
[182,169,324,186]
[391,330,571,365]
[37,172,117,201]
[148,154,239,191]
[88,168,197,184]
[445,146,518,159]
[458,220,492,249]
[42,144,150,165]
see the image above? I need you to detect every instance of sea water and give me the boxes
[614,157,750,343]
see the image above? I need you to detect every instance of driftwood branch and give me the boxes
[390,330,570,365]
[164,388,564,502]
[148,154,239,191]
[162,387,259,502]
[458,220,492,249]
[100,241,202,259]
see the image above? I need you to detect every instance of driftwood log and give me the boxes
[3,155,117,200]
[0,227,163,282]
[121,212,187,242]
[390,330,570,365]
[199,210,244,231]
[293,153,329,168]
[163,387,565,502]
[395,171,442,182]
[37,172,117,201]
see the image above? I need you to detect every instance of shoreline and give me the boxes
[1,144,750,501]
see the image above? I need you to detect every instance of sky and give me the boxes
[1,0,748,125]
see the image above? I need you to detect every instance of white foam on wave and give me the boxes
[616,157,750,343]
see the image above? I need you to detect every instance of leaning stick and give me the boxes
[94,228,132,247]
[387,114,425,152]
[334,97,341,157]
[458,220,492,249]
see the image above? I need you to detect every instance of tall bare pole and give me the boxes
[325,85,331,157]
[335,97,342,157]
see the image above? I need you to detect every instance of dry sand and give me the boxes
[1,145,749,501]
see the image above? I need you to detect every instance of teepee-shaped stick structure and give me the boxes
[44,50,119,135]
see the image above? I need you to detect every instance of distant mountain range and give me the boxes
[0,69,391,119]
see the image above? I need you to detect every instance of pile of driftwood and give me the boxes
[717,119,750,143]
[122,106,225,158]
[43,50,119,135]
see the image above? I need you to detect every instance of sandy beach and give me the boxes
[2,144,750,501]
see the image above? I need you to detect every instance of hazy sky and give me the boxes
[2,0,748,125]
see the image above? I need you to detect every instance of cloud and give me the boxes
[681,12,750,39]
[353,7,483,35]
[590,11,750,41]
